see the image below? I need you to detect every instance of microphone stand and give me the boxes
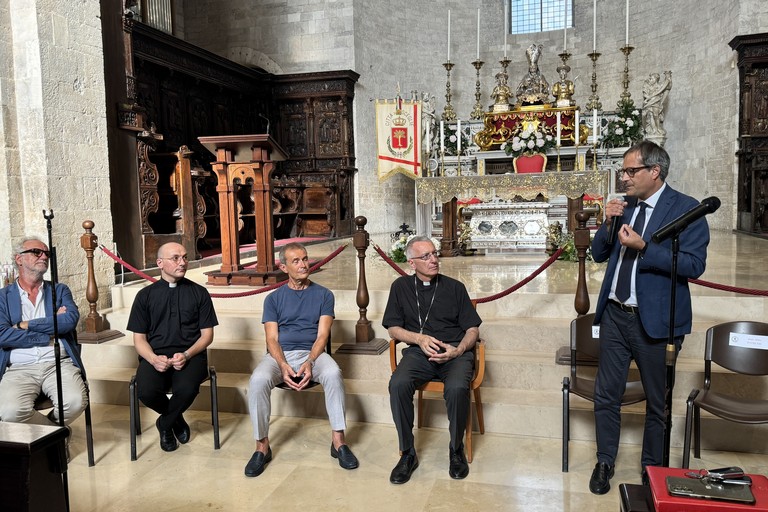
[662,233,680,467]
[43,209,69,511]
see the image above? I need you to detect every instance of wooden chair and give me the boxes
[388,338,486,463]
[129,360,220,461]
[34,332,95,467]
[681,321,768,468]
[562,313,646,472]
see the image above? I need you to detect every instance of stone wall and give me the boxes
[0,0,113,314]
[179,0,768,236]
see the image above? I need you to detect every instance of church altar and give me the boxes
[467,201,551,251]
[416,169,610,205]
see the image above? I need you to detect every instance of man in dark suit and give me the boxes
[588,140,710,495]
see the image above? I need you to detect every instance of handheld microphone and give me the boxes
[605,194,625,245]
[651,196,720,243]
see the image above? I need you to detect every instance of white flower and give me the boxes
[535,138,545,147]
[500,142,507,151]
[625,119,634,127]
[632,110,639,116]
[527,140,536,149]
[512,136,521,144]
[449,135,457,142]
[545,134,553,141]
[616,127,624,135]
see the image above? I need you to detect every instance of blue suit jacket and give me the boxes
[591,185,709,339]
[0,282,82,381]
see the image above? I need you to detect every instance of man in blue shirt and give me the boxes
[244,243,358,477]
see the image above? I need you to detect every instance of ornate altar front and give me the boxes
[416,171,608,205]
[467,201,551,251]
[474,105,584,151]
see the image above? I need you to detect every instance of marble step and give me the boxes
[83,366,768,457]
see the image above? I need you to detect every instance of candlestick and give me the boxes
[586,51,602,111]
[625,0,629,45]
[441,62,457,121]
[476,9,480,60]
[447,10,451,61]
[574,109,579,143]
[619,45,634,102]
[504,2,508,58]
[556,112,562,146]
[593,0,597,52]
[470,60,485,120]
[456,120,461,154]
[440,121,445,153]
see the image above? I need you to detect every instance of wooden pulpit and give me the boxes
[199,134,288,285]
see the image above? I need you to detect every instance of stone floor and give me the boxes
[65,403,768,512]
[63,229,768,511]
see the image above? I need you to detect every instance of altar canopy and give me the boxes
[376,99,422,181]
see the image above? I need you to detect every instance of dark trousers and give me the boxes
[594,303,682,469]
[389,345,474,453]
[136,354,208,431]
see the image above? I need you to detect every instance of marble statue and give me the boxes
[421,92,437,155]
[642,71,672,146]
[516,44,551,105]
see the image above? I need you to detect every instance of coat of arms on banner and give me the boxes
[376,98,422,182]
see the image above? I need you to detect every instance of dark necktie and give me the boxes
[615,202,647,303]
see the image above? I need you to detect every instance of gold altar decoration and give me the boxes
[474,105,584,151]
[415,170,609,205]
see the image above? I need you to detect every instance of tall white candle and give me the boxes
[593,109,599,143]
[456,120,461,154]
[476,9,480,60]
[574,110,580,144]
[440,121,445,153]
[447,10,451,61]
[563,1,567,51]
[625,0,629,45]
[593,0,597,52]
[556,112,562,146]
[504,2,508,58]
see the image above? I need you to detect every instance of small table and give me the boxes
[619,483,655,512]
[0,422,68,512]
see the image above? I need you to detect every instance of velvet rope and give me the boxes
[373,243,566,303]
[98,243,348,299]
[689,278,768,296]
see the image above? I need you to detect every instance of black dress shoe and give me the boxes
[641,470,649,486]
[331,443,359,470]
[156,417,178,452]
[449,448,469,479]
[589,462,615,495]
[389,452,419,484]
[172,414,190,444]
[244,448,272,477]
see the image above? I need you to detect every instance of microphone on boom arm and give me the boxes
[651,196,721,243]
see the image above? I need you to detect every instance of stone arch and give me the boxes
[227,47,283,75]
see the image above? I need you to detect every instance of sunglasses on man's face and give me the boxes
[20,248,51,258]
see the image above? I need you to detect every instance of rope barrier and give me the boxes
[689,277,768,297]
[373,242,565,303]
[98,243,348,299]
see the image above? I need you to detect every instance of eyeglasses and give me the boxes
[411,251,439,261]
[160,255,188,263]
[618,165,651,178]
[19,248,50,258]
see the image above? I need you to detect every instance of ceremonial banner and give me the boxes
[376,99,421,182]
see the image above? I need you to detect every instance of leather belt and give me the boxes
[610,299,639,314]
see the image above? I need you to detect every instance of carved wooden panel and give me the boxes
[730,33,768,234]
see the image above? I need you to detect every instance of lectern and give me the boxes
[199,134,288,285]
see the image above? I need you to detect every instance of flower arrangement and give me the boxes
[388,235,441,263]
[457,221,473,250]
[600,98,643,149]
[546,222,593,262]
[501,123,557,159]
[443,124,472,156]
